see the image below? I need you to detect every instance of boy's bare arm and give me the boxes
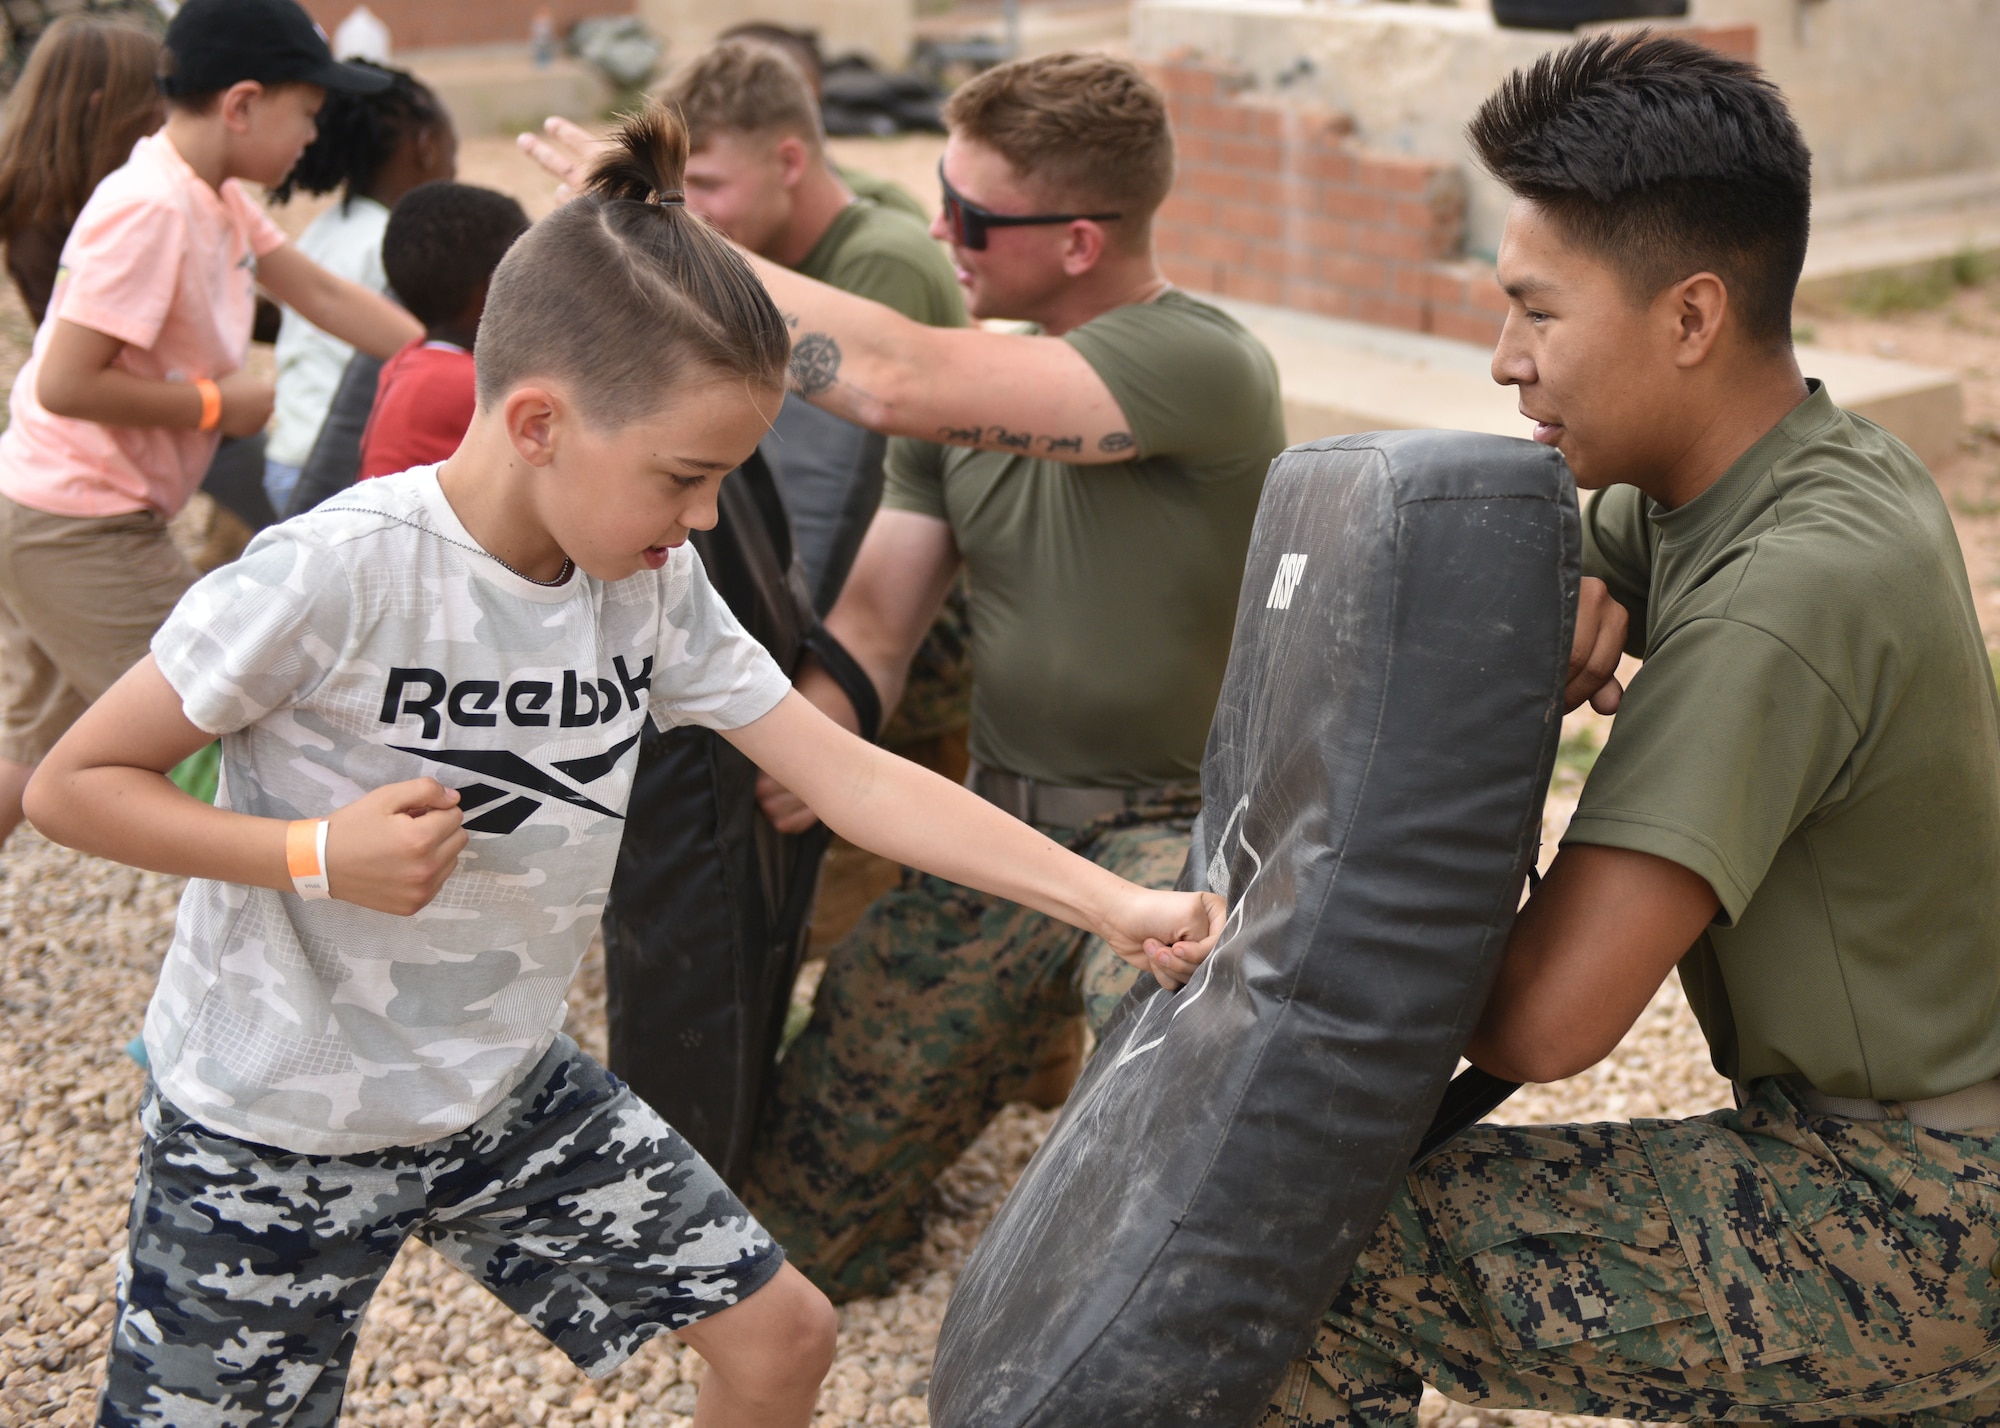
[756,509,960,832]
[37,320,272,437]
[25,657,466,917]
[728,691,1224,984]
[257,244,422,360]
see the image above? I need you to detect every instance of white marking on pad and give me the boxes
[1266,553,1308,610]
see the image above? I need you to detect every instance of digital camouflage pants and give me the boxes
[1260,1076,2000,1427]
[100,1035,783,1428]
[746,791,1200,1300]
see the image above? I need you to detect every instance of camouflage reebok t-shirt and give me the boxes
[144,467,791,1154]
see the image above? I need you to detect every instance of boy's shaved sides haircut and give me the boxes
[384,181,529,329]
[943,52,1175,252]
[1469,31,1811,348]
[474,100,791,429]
[655,38,823,152]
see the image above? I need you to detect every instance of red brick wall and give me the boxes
[300,1,633,53]
[1149,57,1504,340]
[1148,26,1759,345]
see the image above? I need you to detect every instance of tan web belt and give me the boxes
[1762,1076,2000,1134]
[967,761,1183,828]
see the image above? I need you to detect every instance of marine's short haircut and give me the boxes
[473,101,791,428]
[653,38,822,153]
[942,52,1175,253]
[715,22,823,97]
[381,181,528,330]
[1468,31,1812,348]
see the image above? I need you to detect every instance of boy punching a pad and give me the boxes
[1263,34,2000,1428]
[27,105,1222,1428]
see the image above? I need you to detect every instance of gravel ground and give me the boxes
[3,136,1996,1428]
[0,703,1725,1428]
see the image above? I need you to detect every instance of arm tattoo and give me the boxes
[935,424,1112,458]
[1098,431,1135,453]
[789,333,842,397]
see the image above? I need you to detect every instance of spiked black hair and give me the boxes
[1468,31,1811,347]
[271,60,444,207]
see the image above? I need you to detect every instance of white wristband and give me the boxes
[286,818,331,900]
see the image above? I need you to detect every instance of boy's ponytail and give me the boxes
[584,105,691,209]
[474,99,791,429]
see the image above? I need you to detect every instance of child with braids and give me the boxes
[264,59,456,513]
[28,101,1223,1428]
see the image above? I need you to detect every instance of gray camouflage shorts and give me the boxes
[98,1034,784,1428]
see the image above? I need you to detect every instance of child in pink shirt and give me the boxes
[0,0,421,847]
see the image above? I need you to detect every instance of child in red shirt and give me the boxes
[358,180,529,480]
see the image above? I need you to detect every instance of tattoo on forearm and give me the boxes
[1098,431,1135,453]
[789,333,841,396]
[933,425,1103,458]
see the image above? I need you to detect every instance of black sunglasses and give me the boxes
[938,163,1123,251]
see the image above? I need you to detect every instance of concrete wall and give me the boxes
[1698,0,2000,190]
[1132,0,2000,258]
[635,0,912,68]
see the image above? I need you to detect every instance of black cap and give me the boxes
[159,0,395,98]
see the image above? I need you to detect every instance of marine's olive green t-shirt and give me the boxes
[796,199,965,329]
[1568,381,2000,1100]
[883,288,1285,787]
[834,162,929,224]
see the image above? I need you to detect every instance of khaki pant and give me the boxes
[0,494,196,764]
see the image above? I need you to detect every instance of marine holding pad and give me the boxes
[929,430,1580,1428]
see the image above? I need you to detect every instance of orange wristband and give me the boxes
[285,818,331,900]
[194,377,222,433]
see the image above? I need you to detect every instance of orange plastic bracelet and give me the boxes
[285,817,330,900]
[194,377,222,433]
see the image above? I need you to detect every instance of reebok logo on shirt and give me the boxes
[378,657,654,834]
[379,657,654,736]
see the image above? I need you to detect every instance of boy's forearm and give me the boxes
[295,276,421,360]
[258,245,421,360]
[813,740,1130,938]
[28,764,289,891]
[39,362,207,429]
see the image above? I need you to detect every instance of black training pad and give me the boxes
[930,430,1579,1428]
[602,451,827,1186]
[759,393,888,615]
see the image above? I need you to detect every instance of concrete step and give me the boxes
[1797,167,2000,306]
[1210,295,1965,471]
[399,44,612,137]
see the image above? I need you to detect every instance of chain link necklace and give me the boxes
[492,552,575,586]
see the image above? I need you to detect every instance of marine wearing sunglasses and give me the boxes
[939,162,1124,251]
